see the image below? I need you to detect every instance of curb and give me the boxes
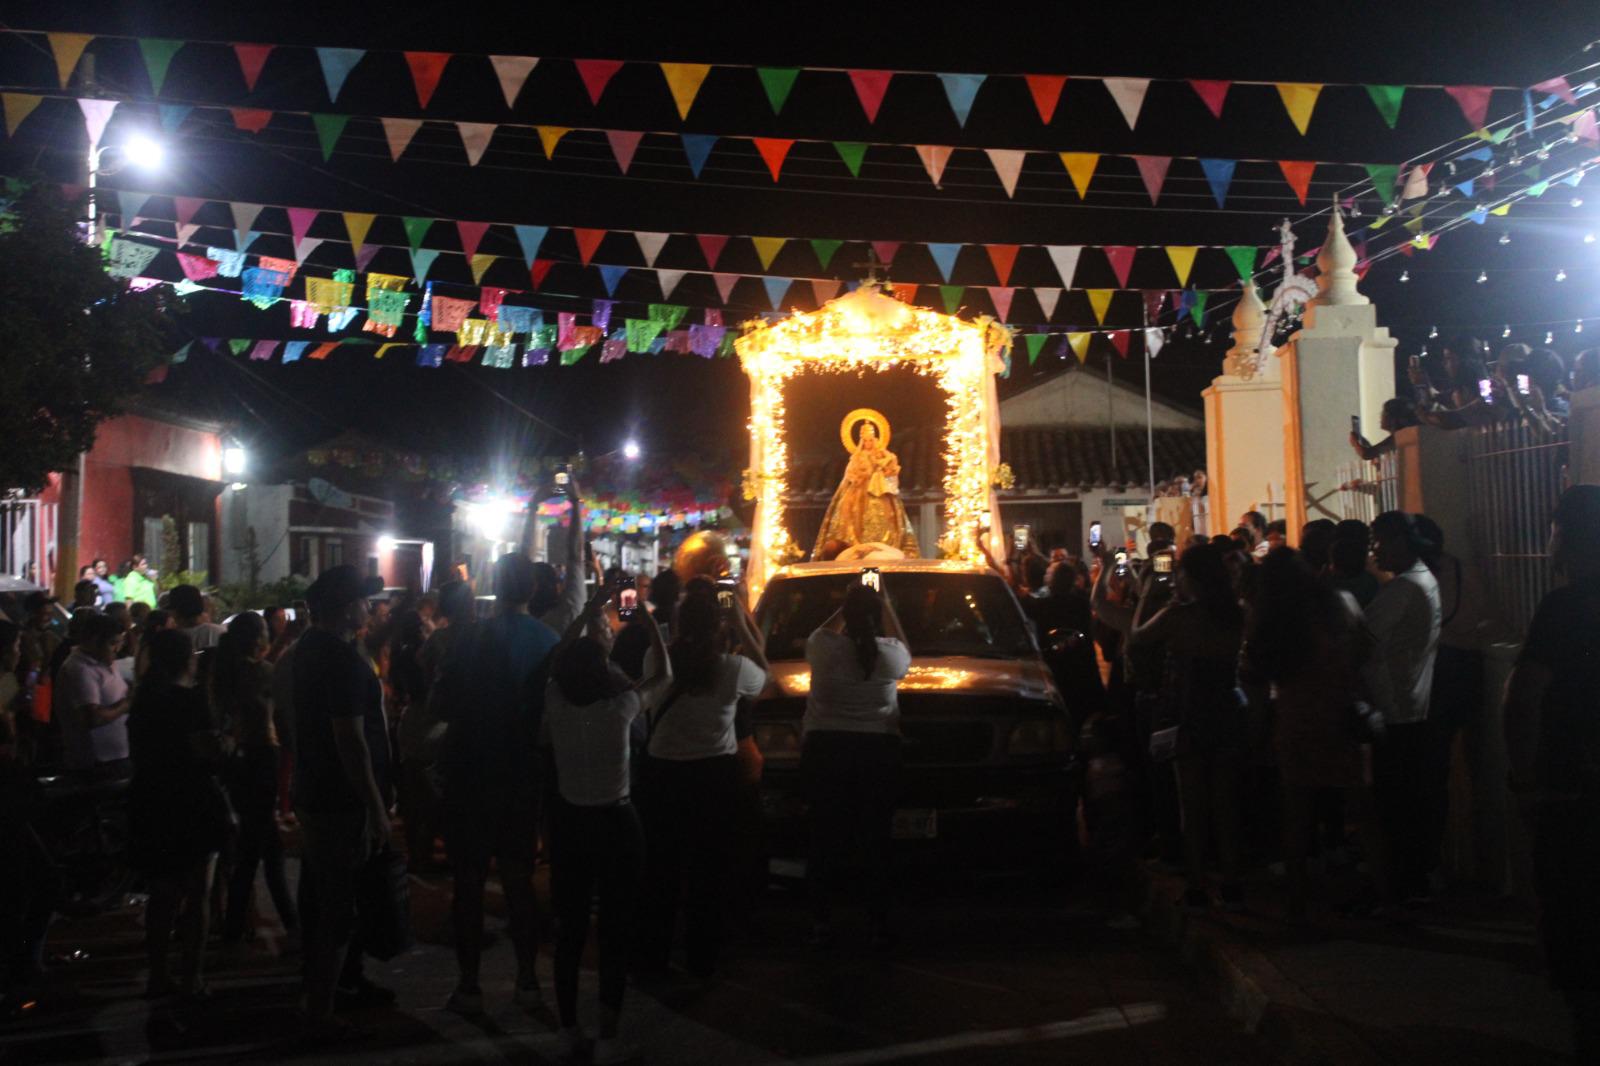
[1135,867,1384,1066]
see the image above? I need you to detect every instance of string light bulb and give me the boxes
[1477,270,1488,283]
[1546,330,1556,344]
[1429,325,1440,339]
[1573,197,1585,208]
[1586,232,1596,243]
[1499,232,1512,245]
[1503,325,1512,338]
[1557,268,1569,282]
[1578,321,1586,334]
[1399,269,1410,282]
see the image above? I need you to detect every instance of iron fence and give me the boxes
[1,493,56,588]
[1335,451,1399,525]
[1463,420,1567,634]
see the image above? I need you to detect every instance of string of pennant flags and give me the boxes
[16,27,1598,138]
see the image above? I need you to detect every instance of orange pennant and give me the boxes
[48,33,92,88]
[659,62,712,119]
[753,138,795,181]
[985,244,1020,286]
[405,52,451,108]
[1277,160,1316,205]
[573,228,606,266]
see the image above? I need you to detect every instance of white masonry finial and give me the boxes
[1313,195,1368,306]
[1223,280,1269,377]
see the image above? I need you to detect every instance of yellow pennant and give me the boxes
[366,272,407,302]
[1067,332,1091,363]
[1404,216,1424,233]
[660,62,712,120]
[536,126,571,159]
[2,93,43,136]
[48,32,93,88]
[343,212,376,255]
[374,343,402,360]
[458,318,489,345]
[1165,246,1198,287]
[470,253,496,284]
[1087,288,1113,325]
[1489,203,1511,216]
[1058,152,1099,199]
[1274,82,1323,135]
[305,276,353,314]
[752,236,786,270]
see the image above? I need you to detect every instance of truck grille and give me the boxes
[900,720,995,765]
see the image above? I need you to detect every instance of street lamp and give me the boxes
[622,439,641,461]
[87,131,166,247]
[223,444,248,478]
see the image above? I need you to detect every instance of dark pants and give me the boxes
[1534,802,1600,1056]
[443,797,541,990]
[1424,646,1483,875]
[1373,721,1430,901]
[802,731,902,926]
[552,800,643,1029]
[636,755,738,976]
[224,745,297,941]
[296,807,371,1020]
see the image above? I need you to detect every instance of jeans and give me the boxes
[636,755,738,975]
[296,807,371,1020]
[224,745,297,941]
[802,731,902,926]
[443,798,540,990]
[552,800,643,1029]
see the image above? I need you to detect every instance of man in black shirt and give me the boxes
[1505,485,1600,1058]
[293,565,391,1026]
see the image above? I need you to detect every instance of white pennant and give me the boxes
[1103,77,1151,129]
[656,268,687,298]
[636,232,670,267]
[457,122,496,165]
[1144,327,1166,358]
[1046,246,1082,287]
[812,278,841,305]
[1401,163,1430,200]
[489,55,539,107]
[915,145,953,187]
[231,202,263,250]
[985,149,1027,198]
[294,237,324,265]
[1035,287,1062,319]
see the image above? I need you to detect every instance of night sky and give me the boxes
[4,2,1599,471]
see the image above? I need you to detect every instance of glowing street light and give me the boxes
[223,445,248,477]
[376,534,397,553]
[120,133,166,171]
[622,439,641,460]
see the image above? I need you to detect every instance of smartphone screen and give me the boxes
[1013,524,1030,550]
[1154,554,1174,575]
[1517,373,1531,395]
[1478,378,1494,403]
[1350,414,1361,436]
[615,577,637,620]
[554,469,570,488]
[1088,521,1102,548]
[716,590,734,610]
[860,567,881,592]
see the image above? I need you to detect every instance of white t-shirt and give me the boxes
[58,649,131,768]
[181,622,228,652]
[802,629,912,736]
[647,653,767,761]
[543,682,642,807]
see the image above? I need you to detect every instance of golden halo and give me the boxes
[840,408,890,453]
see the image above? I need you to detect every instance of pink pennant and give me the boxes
[812,278,841,305]
[575,58,624,105]
[1575,109,1600,145]
[713,272,739,303]
[381,117,422,161]
[847,69,894,122]
[355,244,381,272]
[79,98,117,148]
[915,145,953,186]
[233,44,273,91]
[405,52,451,108]
[1131,155,1171,204]
[606,129,644,173]
[177,252,219,280]
[287,207,318,248]
[457,220,490,259]
[174,196,205,227]
[697,233,729,268]
[987,286,1015,320]
[1103,246,1136,288]
[1533,76,1577,105]
[1189,79,1230,118]
[1445,85,1493,129]
[871,241,901,265]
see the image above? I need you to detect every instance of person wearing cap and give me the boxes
[292,565,393,1027]
[1505,485,1600,1058]
[169,585,227,653]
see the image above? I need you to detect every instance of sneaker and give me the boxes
[592,1036,640,1065]
[512,983,543,1013]
[444,986,484,1016]
[1180,888,1211,913]
[336,975,397,1010]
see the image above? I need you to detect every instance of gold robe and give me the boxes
[812,443,920,557]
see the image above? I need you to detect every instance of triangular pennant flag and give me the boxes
[939,285,965,314]
[1278,160,1315,205]
[763,276,791,309]
[293,237,323,265]
[890,282,918,304]
[2,94,43,136]
[1165,246,1198,287]
[1275,83,1323,135]
[834,141,868,177]
[660,62,712,119]
[404,52,451,108]
[1108,330,1131,358]
[1445,85,1494,129]
[1087,289,1114,324]
[1574,110,1600,145]
[810,238,843,269]
[635,231,670,267]
[381,117,421,160]
[812,278,841,305]
[315,47,364,101]
[1533,76,1577,105]
[1401,161,1431,200]
[1365,84,1405,129]
[986,149,1027,198]
[1189,79,1230,119]
[174,195,205,229]
[457,122,496,165]
[402,216,433,251]
[937,73,986,127]
[753,138,795,181]
[311,113,350,160]
[757,67,800,114]
[343,212,375,255]
[457,220,490,259]
[233,43,273,91]
[48,33,93,88]
[1046,246,1082,287]
[606,129,643,173]
[410,248,440,284]
[116,190,150,225]
[915,145,953,186]
[927,243,962,282]
[530,259,554,287]
[575,59,624,105]
[536,126,571,159]
[681,133,717,177]
[985,244,1020,286]
[1024,74,1067,123]
[79,99,117,148]
[1365,163,1400,204]
[573,228,606,266]
[1067,332,1091,363]
[1132,155,1171,204]
[374,343,403,361]
[987,286,1015,321]
[848,69,894,122]
[1059,152,1099,198]
[698,233,729,267]
[752,236,786,270]
[1199,158,1236,207]
[227,338,251,357]
[656,269,687,298]
[231,202,263,250]
[139,39,183,94]
[1035,287,1061,319]
[355,244,380,272]
[158,104,191,132]
[1144,327,1165,358]
[713,272,739,303]
[1103,77,1150,129]
[1024,333,1048,365]
[1103,246,1136,288]
[598,265,628,295]
[489,55,538,107]
[1225,246,1256,281]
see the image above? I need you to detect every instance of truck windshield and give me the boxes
[756,573,1036,662]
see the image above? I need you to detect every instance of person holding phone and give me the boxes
[1349,399,1420,461]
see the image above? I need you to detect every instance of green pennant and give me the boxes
[648,303,688,330]
[1364,163,1399,204]
[625,318,666,352]
[833,141,868,177]
[560,344,592,366]
[139,38,184,94]
[312,113,350,161]
[1490,126,1513,144]
[940,285,965,314]
[1190,291,1209,328]
[717,330,736,357]
[757,67,801,114]
[228,338,251,357]
[1024,333,1048,366]
[1225,245,1256,281]
[1364,84,1405,129]
[402,216,433,252]
[810,238,844,269]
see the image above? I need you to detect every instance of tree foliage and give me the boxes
[0,183,173,491]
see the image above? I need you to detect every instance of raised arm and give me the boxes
[729,597,770,674]
[637,606,675,711]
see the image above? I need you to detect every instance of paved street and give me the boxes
[1,858,1273,1065]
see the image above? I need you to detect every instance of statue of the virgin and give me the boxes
[811,408,920,559]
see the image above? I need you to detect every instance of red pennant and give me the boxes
[404,52,451,108]
[697,233,729,268]
[606,129,643,173]
[230,108,272,134]
[847,69,893,122]
[1108,329,1131,358]
[446,344,478,364]
[1444,85,1493,129]
[1131,156,1171,204]
[1188,79,1230,118]
[308,342,338,361]
[871,241,901,265]
[985,244,1020,286]
[1278,160,1316,205]
[752,137,795,181]
[1143,290,1167,321]
[530,259,554,288]
[1024,74,1066,123]
[457,220,490,259]
[233,44,273,91]
[572,228,606,266]
[891,282,918,304]
[1103,246,1136,288]
[575,58,624,105]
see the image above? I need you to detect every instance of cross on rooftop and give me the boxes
[852,247,890,286]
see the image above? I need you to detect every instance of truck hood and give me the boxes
[766,657,1056,702]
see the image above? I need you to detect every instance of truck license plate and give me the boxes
[892,808,938,840]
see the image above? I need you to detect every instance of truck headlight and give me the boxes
[753,722,802,759]
[1006,718,1073,756]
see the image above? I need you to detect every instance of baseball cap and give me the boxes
[306,565,367,617]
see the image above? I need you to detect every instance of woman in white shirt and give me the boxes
[635,587,769,979]
[802,582,911,948]
[543,588,671,1063]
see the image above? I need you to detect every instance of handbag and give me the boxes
[356,843,412,961]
